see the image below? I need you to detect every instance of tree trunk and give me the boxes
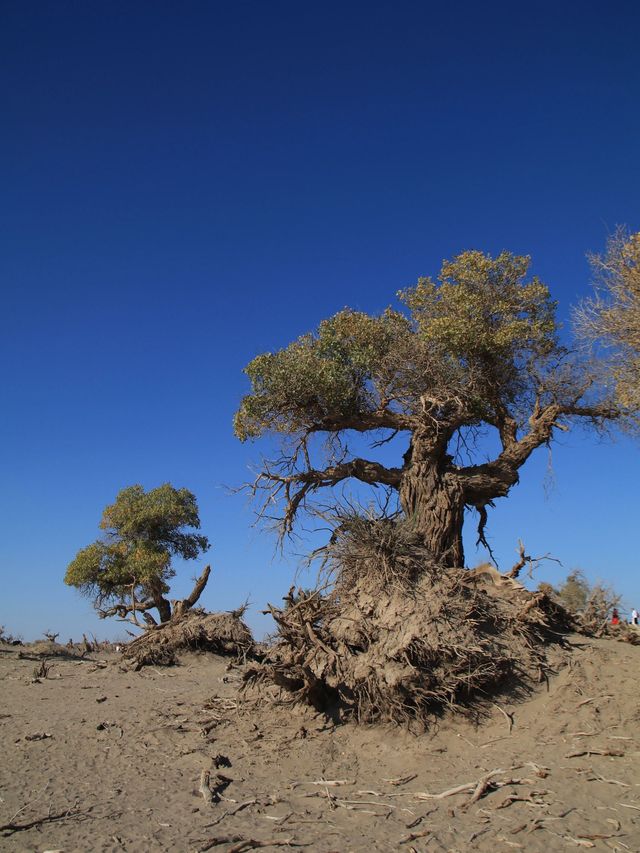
[154,596,172,624]
[398,462,465,567]
[171,565,211,620]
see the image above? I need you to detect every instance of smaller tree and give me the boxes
[539,569,621,629]
[575,229,640,413]
[65,484,211,627]
[540,569,591,613]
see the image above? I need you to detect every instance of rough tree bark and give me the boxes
[398,462,466,567]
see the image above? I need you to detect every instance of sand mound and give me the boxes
[246,518,572,726]
[122,608,255,668]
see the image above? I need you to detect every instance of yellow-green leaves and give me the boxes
[235,250,563,441]
[64,484,208,609]
[577,230,640,414]
[399,251,557,363]
[234,309,410,440]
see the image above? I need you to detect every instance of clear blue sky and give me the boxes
[2,1,639,641]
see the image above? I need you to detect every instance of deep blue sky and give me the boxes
[2,1,639,640]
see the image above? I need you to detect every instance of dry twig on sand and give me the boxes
[414,768,504,801]
[399,828,431,844]
[564,748,624,758]
[197,836,301,852]
[384,774,417,786]
[1,804,86,836]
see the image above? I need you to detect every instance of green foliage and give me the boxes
[540,569,620,621]
[234,250,562,441]
[544,570,591,613]
[400,251,556,358]
[234,309,410,440]
[576,230,640,413]
[65,484,209,615]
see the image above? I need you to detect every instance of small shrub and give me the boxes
[32,659,51,682]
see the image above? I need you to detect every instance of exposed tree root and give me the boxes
[122,608,255,668]
[244,517,572,727]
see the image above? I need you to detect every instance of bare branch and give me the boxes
[507,540,562,579]
[247,457,402,539]
[172,565,212,619]
[474,500,498,566]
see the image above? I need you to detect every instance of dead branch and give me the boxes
[198,838,301,853]
[493,702,514,733]
[507,540,561,579]
[384,774,418,786]
[463,770,504,810]
[588,773,630,787]
[1,805,86,836]
[564,749,624,758]
[414,770,504,801]
[227,841,299,853]
[198,836,244,851]
[399,829,431,844]
[172,565,212,619]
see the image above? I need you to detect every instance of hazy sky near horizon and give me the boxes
[2,1,640,641]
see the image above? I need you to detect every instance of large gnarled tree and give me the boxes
[65,484,211,626]
[235,250,622,567]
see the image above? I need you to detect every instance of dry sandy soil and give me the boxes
[1,635,639,852]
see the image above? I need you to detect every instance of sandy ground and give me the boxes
[1,635,639,852]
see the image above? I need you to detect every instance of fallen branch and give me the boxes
[565,749,624,759]
[399,829,431,844]
[494,794,547,810]
[383,774,417,786]
[198,838,301,853]
[588,774,630,787]
[198,836,244,852]
[227,841,299,853]
[493,703,514,733]
[463,770,503,810]
[200,797,259,830]
[414,769,504,801]
[0,806,85,836]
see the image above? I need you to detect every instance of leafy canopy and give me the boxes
[575,230,640,412]
[65,484,209,609]
[234,250,561,442]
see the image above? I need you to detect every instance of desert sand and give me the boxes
[1,636,639,852]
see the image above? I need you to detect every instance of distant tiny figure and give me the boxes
[631,608,639,625]
[611,608,620,625]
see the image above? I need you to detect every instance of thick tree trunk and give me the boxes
[154,596,172,624]
[398,462,465,567]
